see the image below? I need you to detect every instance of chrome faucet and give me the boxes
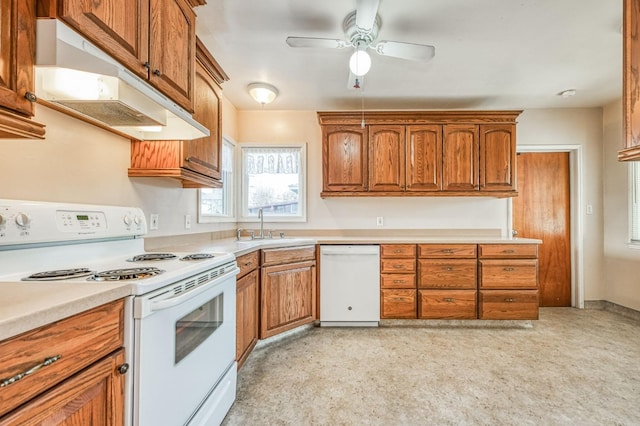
[257,208,264,239]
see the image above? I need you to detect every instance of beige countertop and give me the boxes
[0,234,540,341]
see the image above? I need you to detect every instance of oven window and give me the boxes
[175,294,223,364]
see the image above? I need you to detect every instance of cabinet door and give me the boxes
[406,125,442,191]
[322,125,368,192]
[181,58,222,179]
[149,0,196,112]
[380,289,417,319]
[480,124,516,191]
[0,0,36,117]
[369,125,405,191]
[54,0,149,78]
[261,260,316,339]
[236,269,259,369]
[1,349,126,426]
[622,0,640,159]
[442,124,479,191]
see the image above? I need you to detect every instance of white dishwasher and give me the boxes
[320,245,380,326]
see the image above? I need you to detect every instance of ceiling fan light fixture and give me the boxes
[248,82,279,105]
[349,47,371,76]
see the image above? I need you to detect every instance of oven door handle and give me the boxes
[149,268,239,313]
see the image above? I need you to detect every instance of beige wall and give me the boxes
[603,100,640,311]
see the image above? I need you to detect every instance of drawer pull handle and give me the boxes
[504,267,515,271]
[503,249,516,253]
[393,265,404,269]
[393,280,405,283]
[393,298,407,301]
[244,262,253,267]
[441,249,454,253]
[444,267,454,271]
[393,250,402,253]
[504,298,516,303]
[443,297,455,302]
[1,355,62,387]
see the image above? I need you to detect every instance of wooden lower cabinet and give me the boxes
[236,269,259,369]
[260,258,316,339]
[418,290,477,319]
[381,289,417,319]
[479,290,539,320]
[0,300,126,424]
[0,349,125,426]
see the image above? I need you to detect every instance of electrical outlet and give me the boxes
[376,216,384,227]
[184,214,191,229]
[149,214,159,230]
[586,204,593,215]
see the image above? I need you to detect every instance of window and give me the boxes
[631,162,640,243]
[198,137,235,222]
[240,144,306,222]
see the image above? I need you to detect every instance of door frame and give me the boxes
[506,145,584,308]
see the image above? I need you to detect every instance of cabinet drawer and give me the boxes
[479,259,538,289]
[380,258,416,273]
[380,244,416,258]
[237,250,259,278]
[0,299,124,416]
[418,259,477,289]
[418,244,477,258]
[380,273,415,289]
[261,245,316,266]
[479,290,539,320]
[478,244,538,258]
[418,290,477,319]
[380,289,417,319]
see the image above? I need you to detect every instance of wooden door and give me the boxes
[1,350,125,426]
[369,125,406,191]
[0,0,36,117]
[182,53,222,179]
[406,125,442,191]
[260,261,316,339]
[236,270,259,369]
[322,125,368,193]
[480,124,516,192]
[149,0,195,112]
[52,0,150,78]
[442,124,479,191]
[513,152,571,306]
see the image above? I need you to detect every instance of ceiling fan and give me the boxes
[285,0,435,78]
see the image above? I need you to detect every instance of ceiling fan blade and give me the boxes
[355,0,380,31]
[286,37,349,49]
[373,40,435,61]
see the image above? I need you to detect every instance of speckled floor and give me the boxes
[222,308,640,425]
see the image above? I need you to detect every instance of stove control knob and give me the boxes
[134,216,142,225]
[0,214,5,226]
[123,215,132,226]
[15,213,30,228]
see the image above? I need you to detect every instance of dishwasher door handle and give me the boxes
[320,246,380,256]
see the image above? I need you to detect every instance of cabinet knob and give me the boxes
[24,92,37,102]
[153,69,162,76]
[118,363,130,375]
[143,61,151,70]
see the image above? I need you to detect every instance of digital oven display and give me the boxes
[76,215,89,221]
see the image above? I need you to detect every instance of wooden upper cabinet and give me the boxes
[442,124,479,191]
[406,125,442,191]
[322,125,368,193]
[621,0,640,161]
[39,0,195,112]
[480,124,516,191]
[369,125,406,191]
[148,0,195,111]
[0,0,46,139]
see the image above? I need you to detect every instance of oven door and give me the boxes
[133,267,238,426]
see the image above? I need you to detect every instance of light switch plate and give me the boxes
[149,214,159,230]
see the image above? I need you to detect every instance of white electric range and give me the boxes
[0,199,239,426]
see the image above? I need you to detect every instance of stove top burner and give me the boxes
[88,267,165,281]
[180,253,215,261]
[22,268,96,281]
[127,253,177,262]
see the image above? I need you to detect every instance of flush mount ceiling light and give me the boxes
[558,89,577,98]
[248,83,278,105]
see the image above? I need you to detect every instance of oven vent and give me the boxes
[197,275,208,285]
[185,281,197,290]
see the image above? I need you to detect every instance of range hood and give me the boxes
[35,19,209,141]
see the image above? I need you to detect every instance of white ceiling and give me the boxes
[195,0,622,112]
